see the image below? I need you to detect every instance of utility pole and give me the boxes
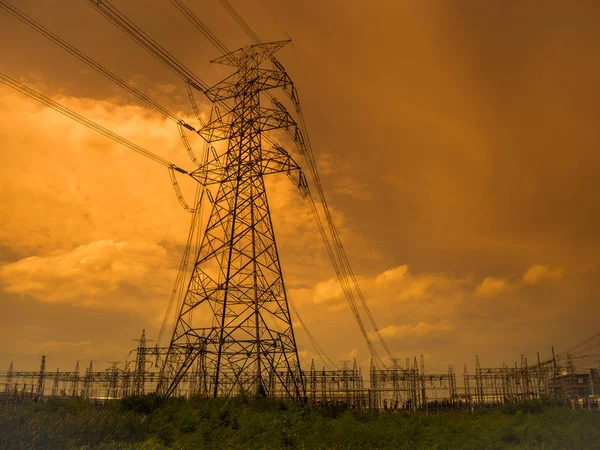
[72,361,80,397]
[83,361,93,399]
[37,355,46,397]
[464,364,471,409]
[133,329,148,395]
[5,361,13,395]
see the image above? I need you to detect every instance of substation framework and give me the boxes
[3,330,600,411]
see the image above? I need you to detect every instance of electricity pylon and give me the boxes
[159,41,306,401]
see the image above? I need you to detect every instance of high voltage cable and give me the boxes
[162,0,387,367]
[164,0,343,370]
[158,137,212,348]
[218,0,262,45]
[8,0,385,370]
[304,188,385,366]
[85,0,209,93]
[86,0,273,153]
[215,0,394,366]
[85,0,233,128]
[0,0,205,193]
[169,0,229,55]
[157,186,204,346]
[558,332,600,357]
[0,72,186,173]
[290,49,395,366]
[288,297,339,370]
[0,0,193,129]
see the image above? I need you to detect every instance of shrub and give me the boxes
[120,394,157,414]
[0,396,598,449]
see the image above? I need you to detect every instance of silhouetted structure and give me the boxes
[3,331,600,412]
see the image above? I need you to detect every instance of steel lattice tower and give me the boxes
[159,41,305,400]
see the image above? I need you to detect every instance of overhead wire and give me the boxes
[169,0,229,55]
[85,0,283,159]
[0,0,192,127]
[558,332,600,357]
[11,0,386,370]
[218,0,262,45]
[156,185,205,347]
[553,332,600,371]
[185,81,207,127]
[289,298,339,370]
[304,188,385,366]
[0,0,202,212]
[166,0,343,370]
[286,41,395,368]
[163,129,213,348]
[217,0,394,367]
[0,72,185,172]
[84,0,238,159]
[84,0,209,93]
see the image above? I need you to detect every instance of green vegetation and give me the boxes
[0,396,598,449]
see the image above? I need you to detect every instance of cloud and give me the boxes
[0,239,175,313]
[371,319,455,340]
[293,265,468,327]
[475,265,565,298]
[331,176,373,201]
[475,276,509,297]
[0,85,371,370]
[375,265,409,284]
[523,264,565,285]
[373,266,468,317]
[313,278,345,305]
[376,265,437,302]
[0,86,200,256]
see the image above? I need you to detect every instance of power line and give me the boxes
[216,0,395,367]
[85,0,209,93]
[0,72,186,172]
[0,0,194,129]
[0,0,207,185]
[218,0,262,45]
[0,67,207,352]
[288,296,339,370]
[166,0,343,371]
[8,0,394,371]
[169,0,230,55]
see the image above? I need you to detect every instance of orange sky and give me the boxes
[1,0,599,374]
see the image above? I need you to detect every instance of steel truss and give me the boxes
[158,41,305,401]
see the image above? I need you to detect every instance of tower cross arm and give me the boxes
[254,107,296,133]
[205,68,293,102]
[260,145,309,198]
[210,40,291,67]
[189,143,307,196]
[196,107,297,143]
[260,144,300,175]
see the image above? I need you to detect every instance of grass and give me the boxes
[0,396,598,449]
